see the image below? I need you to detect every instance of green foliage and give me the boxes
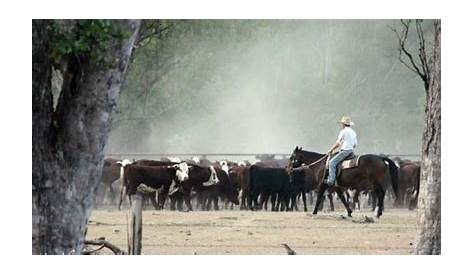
[49,20,127,67]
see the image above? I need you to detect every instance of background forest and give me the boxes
[104,19,431,154]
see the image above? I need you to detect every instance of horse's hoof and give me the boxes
[312,211,318,215]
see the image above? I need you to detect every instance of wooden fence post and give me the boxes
[128,193,143,255]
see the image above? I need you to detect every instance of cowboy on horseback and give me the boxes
[325,116,358,187]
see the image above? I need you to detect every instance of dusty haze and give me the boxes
[108,20,428,157]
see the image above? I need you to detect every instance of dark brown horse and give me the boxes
[288,146,399,218]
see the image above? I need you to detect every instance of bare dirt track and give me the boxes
[86,208,417,255]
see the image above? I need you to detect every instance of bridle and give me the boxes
[291,154,329,171]
[288,154,332,184]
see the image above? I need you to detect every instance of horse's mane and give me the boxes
[300,149,324,156]
[295,148,325,159]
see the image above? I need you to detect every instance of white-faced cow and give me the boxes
[117,160,190,210]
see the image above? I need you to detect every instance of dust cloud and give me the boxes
[108,20,428,158]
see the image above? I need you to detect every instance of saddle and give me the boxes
[324,152,361,179]
[337,153,360,176]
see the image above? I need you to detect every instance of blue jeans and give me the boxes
[327,149,353,185]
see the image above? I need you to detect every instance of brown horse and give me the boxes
[288,146,399,218]
[287,148,335,212]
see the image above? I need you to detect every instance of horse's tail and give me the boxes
[381,157,399,202]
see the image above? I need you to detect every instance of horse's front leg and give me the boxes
[302,191,307,212]
[328,192,335,211]
[312,184,328,215]
[335,188,352,217]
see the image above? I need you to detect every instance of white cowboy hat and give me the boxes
[339,116,355,126]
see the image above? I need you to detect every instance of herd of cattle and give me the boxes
[95,152,420,213]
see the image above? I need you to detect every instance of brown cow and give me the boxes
[96,158,121,205]
[397,161,421,209]
[233,164,251,210]
[118,161,190,210]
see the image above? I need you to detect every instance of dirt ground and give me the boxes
[86,207,417,255]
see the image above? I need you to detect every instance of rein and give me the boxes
[291,154,329,171]
[306,154,329,168]
[290,154,333,185]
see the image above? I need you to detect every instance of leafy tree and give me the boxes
[32,19,140,254]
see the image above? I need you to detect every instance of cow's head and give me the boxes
[174,162,190,182]
[209,166,220,184]
[226,185,240,205]
[116,159,133,167]
[116,159,133,211]
[219,161,229,174]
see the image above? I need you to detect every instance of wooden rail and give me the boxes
[106,153,421,158]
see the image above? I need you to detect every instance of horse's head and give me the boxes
[288,146,304,169]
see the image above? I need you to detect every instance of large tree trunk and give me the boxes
[32,20,141,254]
[414,19,441,255]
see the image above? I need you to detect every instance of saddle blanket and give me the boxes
[339,156,361,170]
[335,155,361,178]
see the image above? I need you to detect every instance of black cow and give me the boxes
[170,164,239,211]
[248,165,291,211]
[201,166,239,211]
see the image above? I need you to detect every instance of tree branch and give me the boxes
[83,238,127,255]
[135,20,176,49]
[391,19,430,90]
[415,20,430,90]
